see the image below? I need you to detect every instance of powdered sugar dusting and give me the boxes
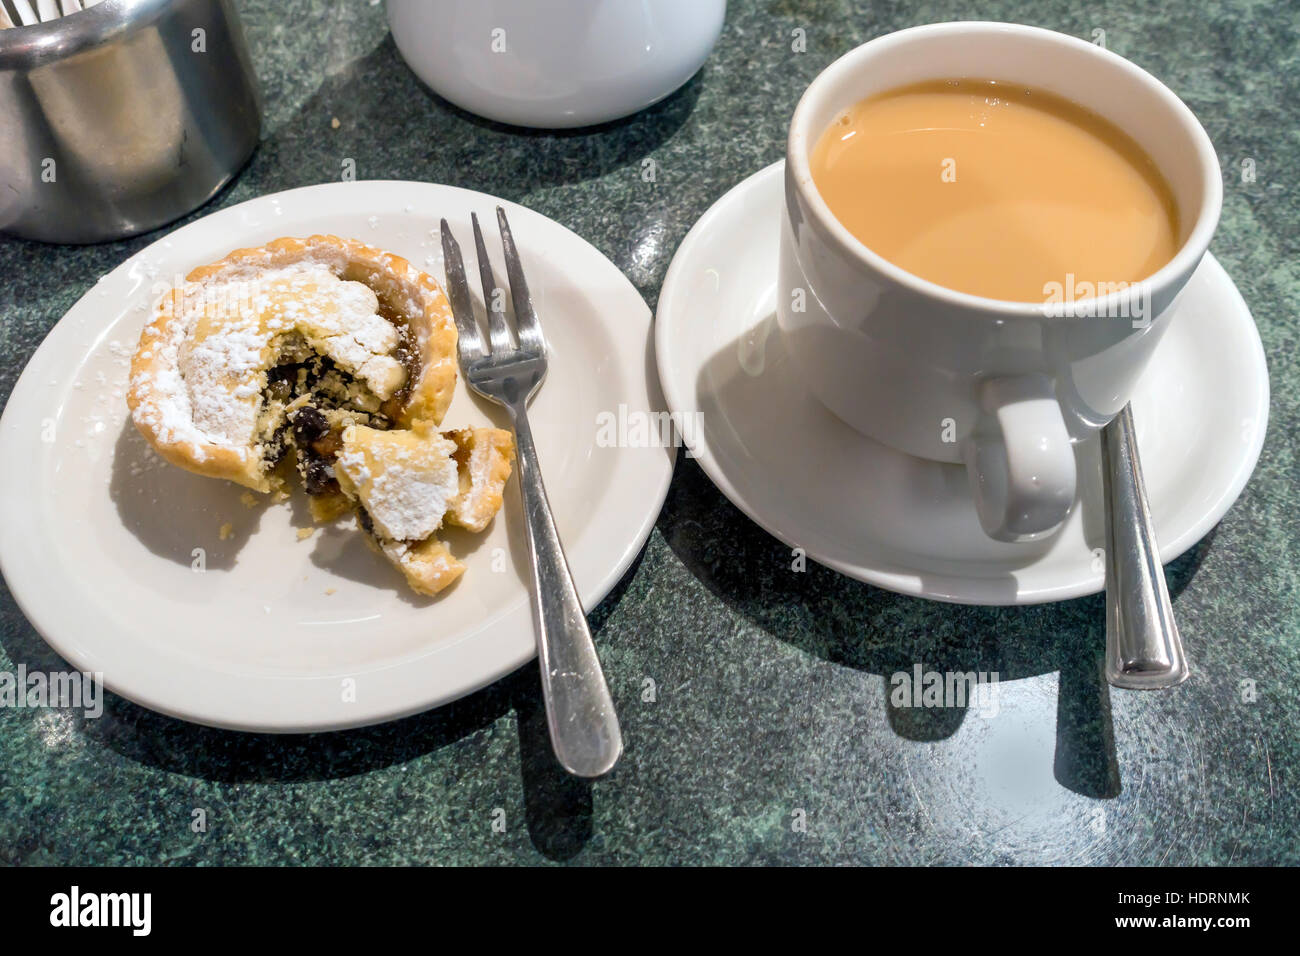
[336,428,459,541]
[131,262,406,460]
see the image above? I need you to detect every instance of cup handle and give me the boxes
[961,375,1077,542]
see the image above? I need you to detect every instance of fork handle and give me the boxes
[508,404,623,777]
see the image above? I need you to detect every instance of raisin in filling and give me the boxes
[376,299,422,423]
[256,299,421,498]
[291,406,342,495]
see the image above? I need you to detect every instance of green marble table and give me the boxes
[1,0,1296,866]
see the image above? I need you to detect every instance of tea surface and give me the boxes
[810,79,1179,302]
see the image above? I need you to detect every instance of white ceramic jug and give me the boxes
[387,0,726,128]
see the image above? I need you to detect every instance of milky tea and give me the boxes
[809,79,1179,304]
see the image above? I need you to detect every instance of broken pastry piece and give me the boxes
[334,421,515,595]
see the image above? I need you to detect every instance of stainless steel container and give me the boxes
[0,0,260,243]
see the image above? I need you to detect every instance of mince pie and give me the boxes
[127,235,513,595]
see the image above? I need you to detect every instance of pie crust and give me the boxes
[127,235,458,492]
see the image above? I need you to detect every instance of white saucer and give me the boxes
[655,162,1270,605]
[0,181,673,731]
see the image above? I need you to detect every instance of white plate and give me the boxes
[0,181,673,731]
[656,162,1270,605]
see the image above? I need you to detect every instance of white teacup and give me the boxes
[778,22,1222,541]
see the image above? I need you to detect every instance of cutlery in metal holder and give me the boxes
[0,0,260,242]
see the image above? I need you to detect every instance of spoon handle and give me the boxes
[1101,403,1189,689]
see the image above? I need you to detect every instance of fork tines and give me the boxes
[440,207,546,366]
[439,217,485,360]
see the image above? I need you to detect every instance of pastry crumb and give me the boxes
[240,491,259,509]
[296,527,315,540]
[330,116,340,129]
[324,587,337,596]
[218,522,233,541]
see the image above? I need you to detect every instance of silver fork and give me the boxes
[441,208,623,778]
